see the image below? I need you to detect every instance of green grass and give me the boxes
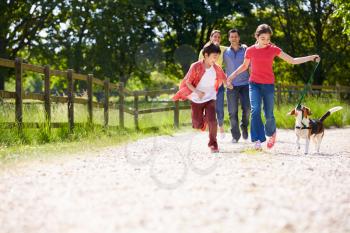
[0,96,349,164]
[274,98,350,129]
[219,97,349,130]
[0,126,189,166]
[0,100,193,163]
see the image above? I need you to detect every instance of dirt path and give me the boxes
[1,128,350,233]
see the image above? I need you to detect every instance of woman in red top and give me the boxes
[227,24,320,150]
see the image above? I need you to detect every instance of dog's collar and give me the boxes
[295,126,311,129]
[296,120,310,129]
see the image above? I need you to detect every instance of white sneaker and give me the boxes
[231,139,238,143]
[219,126,225,140]
[220,132,225,140]
[254,140,262,150]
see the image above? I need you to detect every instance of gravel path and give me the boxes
[1,128,350,233]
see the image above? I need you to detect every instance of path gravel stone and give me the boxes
[1,128,350,233]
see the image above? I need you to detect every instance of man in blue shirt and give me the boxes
[223,29,250,143]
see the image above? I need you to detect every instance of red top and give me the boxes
[172,60,227,101]
[245,44,282,84]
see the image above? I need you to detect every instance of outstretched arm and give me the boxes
[278,51,320,65]
[227,58,250,82]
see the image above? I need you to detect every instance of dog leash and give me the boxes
[296,59,320,109]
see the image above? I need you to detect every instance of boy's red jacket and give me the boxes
[172,60,227,101]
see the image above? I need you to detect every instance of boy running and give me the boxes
[173,43,228,153]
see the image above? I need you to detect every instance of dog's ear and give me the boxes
[287,109,296,116]
[305,107,312,116]
[302,106,312,117]
[307,108,312,115]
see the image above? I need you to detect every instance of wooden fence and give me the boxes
[1,57,349,132]
[0,57,185,132]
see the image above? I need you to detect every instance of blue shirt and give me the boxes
[223,46,249,86]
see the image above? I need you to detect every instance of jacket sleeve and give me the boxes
[181,63,198,87]
[172,64,196,101]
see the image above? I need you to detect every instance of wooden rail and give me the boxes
[0,58,131,131]
[0,57,181,130]
[1,57,349,131]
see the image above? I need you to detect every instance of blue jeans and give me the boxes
[227,85,250,141]
[249,82,276,143]
[216,85,225,127]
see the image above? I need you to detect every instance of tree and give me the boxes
[332,0,350,37]
[31,0,97,92]
[151,0,255,76]
[2,0,348,91]
[87,1,157,84]
[0,0,64,90]
[254,0,350,85]
[29,1,158,90]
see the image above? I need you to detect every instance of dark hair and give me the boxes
[255,24,273,37]
[202,43,221,56]
[228,29,240,36]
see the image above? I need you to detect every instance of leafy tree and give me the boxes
[332,0,350,36]
[0,0,65,90]
[254,0,350,85]
[88,1,157,85]
[1,0,348,92]
[151,0,255,76]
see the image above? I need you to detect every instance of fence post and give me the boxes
[336,86,341,100]
[134,92,139,130]
[87,74,93,125]
[119,82,125,129]
[67,69,74,132]
[15,58,23,132]
[44,65,51,126]
[174,100,179,128]
[104,78,109,128]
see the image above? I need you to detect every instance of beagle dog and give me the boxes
[288,105,342,154]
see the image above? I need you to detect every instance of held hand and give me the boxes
[196,90,205,99]
[226,81,233,90]
[228,72,237,83]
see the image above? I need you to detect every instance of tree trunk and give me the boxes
[0,72,5,90]
[311,0,325,85]
[198,20,207,51]
[0,45,8,90]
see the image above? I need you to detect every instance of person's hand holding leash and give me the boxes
[312,55,320,62]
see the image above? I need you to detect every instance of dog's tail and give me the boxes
[319,106,343,122]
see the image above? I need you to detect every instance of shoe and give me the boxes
[267,132,276,149]
[231,139,238,143]
[219,132,225,140]
[209,145,219,153]
[242,129,248,140]
[254,140,262,150]
[219,126,225,140]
